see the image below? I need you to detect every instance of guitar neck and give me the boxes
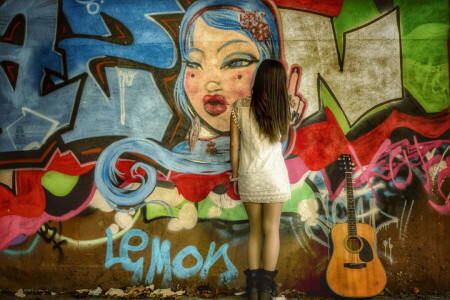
[345,171,357,236]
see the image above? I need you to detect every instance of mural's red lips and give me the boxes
[203,94,228,116]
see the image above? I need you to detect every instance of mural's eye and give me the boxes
[222,54,258,69]
[185,60,202,70]
[222,58,257,69]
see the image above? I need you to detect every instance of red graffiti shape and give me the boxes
[3,21,20,41]
[292,108,450,171]
[113,160,147,184]
[351,110,450,166]
[273,0,343,17]
[0,170,45,218]
[0,150,95,218]
[170,171,238,202]
[292,108,348,170]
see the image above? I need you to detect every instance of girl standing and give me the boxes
[230,59,291,300]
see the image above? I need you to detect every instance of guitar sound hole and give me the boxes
[345,236,363,252]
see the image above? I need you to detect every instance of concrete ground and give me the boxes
[0,295,449,300]
[1,290,449,300]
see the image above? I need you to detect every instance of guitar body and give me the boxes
[326,223,387,298]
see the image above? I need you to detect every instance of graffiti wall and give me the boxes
[1,0,449,294]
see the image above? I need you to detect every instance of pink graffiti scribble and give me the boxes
[433,164,450,214]
[354,138,450,215]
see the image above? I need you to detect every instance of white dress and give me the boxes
[230,97,291,203]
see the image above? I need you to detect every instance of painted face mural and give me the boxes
[184,18,260,132]
[174,0,281,136]
[0,0,449,293]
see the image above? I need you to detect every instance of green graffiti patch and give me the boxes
[404,59,449,111]
[198,197,247,221]
[41,171,79,197]
[394,0,449,35]
[403,24,448,65]
[282,183,315,214]
[402,24,450,111]
[395,0,449,112]
[144,200,185,220]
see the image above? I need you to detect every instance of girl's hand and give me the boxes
[288,64,306,127]
[233,181,239,195]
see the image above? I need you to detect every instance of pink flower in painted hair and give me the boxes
[239,11,271,42]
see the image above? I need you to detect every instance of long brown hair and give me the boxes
[251,59,290,143]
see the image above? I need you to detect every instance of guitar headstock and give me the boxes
[338,154,354,172]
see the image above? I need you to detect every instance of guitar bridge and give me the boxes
[344,263,367,269]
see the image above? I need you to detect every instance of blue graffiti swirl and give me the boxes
[95,138,230,212]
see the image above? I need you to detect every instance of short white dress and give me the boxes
[230,97,291,203]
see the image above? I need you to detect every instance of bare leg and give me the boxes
[262,202,283,271]
[243,202,263,270]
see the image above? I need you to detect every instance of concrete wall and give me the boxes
[0,0,449,295]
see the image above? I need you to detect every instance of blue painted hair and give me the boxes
[174,0,281,122]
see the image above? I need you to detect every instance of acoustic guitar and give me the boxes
[326,154,386,298]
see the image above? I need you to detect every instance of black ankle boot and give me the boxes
[243,269,260,300]
[258,270,278,300]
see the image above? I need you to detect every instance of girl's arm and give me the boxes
[230,114,240,192]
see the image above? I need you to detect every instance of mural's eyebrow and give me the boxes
[187,47,203,54]
[218,40,249,53]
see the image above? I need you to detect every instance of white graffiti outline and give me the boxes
[6,107,59,150]
[115,68,137,125]
[75,0,105,15]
